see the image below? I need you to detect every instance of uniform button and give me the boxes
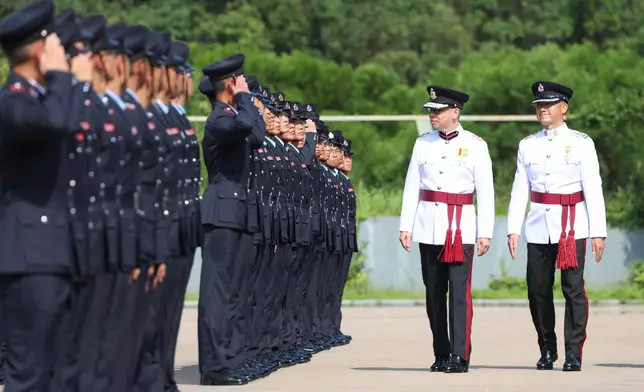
[546,172,550,175]
[70,180,76,187]
[90,196,96,203]
[41,215,48,224]
[89,171,94,178]
[88,222,94,229]
[445,141,449,144]
[70,208,76,215]
[154,202,159,207]
[164,210,169,216]
[233,192,238,197]
[439,171,443,174]
[546,208,550,211]
[442,156,446,159]
[438,186,442,190]
[547,154,551,158]
[548,138,553,141]
[435,202,439,206]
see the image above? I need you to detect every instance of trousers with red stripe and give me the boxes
[419,243,474,361]
[527,239,588,360]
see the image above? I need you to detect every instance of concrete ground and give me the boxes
[172,305,644,391]
[2,305,643,391]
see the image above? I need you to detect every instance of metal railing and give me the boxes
[186,114,539,135]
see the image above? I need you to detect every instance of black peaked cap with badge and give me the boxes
[122,25,150,61]
[78,15,107,52]
[169,41,189,71]
[54,8,82,54]
[203,53,245,82]
[0,0,55,53]
[146,32,168,66]
[531,81,573,104]
[424,86,470,110]
[343,139,354,156]
[199,76,215,96]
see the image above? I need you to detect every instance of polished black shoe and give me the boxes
[430,355,450,372]
[536,350,558,370]
[200,370,249,386]
[444,355,469,373]
[562,354,581,372]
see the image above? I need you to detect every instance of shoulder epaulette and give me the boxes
[570,129,589,139]
[418,130,437,138]
[521,131,539,141]
[465,130,484,141]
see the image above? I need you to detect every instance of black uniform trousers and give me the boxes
[0,274,73,392]
[419,243,475,362]
[198,226,249,374]
[527,239,588,360]
[305,246,325,340]
[331,250,353,333]
[160,254,194,392]
[246,241,268,358]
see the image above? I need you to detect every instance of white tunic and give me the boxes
[507,123,607,243]
[399,125,495,245]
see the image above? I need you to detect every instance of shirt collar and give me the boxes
[274,136,285,146]
[156,99,169,114]
[27,79,46,95]
[543,123,569,137]
[126,88,141,104]
[437,123,464,139]
[264,135,276,147]
[340,172,349,180]
[105,89,126,111]
[171,103,186,115]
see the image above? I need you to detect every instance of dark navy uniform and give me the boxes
[198,53,265,386]
[0,2,86,390]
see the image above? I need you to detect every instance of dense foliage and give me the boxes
[2,0,644,228]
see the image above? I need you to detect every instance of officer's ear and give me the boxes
[560,102,569,114]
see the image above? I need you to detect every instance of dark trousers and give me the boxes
[419,243,474,361]
[332,251,353,332]
[198,226,245,374]
[305,248,324,340]
[131,271,164,392]
[0,274,73,392]
[161,255,194,392]
[527,239,589,359]
[247,243,270,357]
[266,244,287,351]
[91,272,140,392]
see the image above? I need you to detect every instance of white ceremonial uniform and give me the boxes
[507,123,607,243]
[399,124,495,245]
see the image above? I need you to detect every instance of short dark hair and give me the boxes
[213,78,227,94]
[7,45,32,65]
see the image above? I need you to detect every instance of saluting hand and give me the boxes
[70,52,93,82]
[305,119,317,133]
[231,75,250,95]
[508,233,520,259]
[477,237,490,256]
[39,34,69,73]
[399,231,412,252]
[591,237,605,263]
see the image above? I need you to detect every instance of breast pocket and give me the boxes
[561,153,581,178]
[525,158,543,178]
[419,159,439,178]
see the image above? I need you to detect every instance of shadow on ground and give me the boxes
[352,365,535,372]
[594,363,644,369]
[175,365,200,385]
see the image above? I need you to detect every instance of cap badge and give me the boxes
[538,83,544,92]
[293,104,298,110]
[279,95,284,101]
[429,88,436,100]
[329,131,334,139]
[307,105,312,112]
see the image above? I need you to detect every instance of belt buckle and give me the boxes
[446,192,457,205]
[560,194,570,205]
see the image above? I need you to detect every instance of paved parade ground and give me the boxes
[168,305,644,392]
[3,305,643,391]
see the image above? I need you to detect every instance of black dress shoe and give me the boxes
[200,370,249,386]
[536,350,558,370]
[444,355,469,373]
[430,355,450,372]
[562,354,581,371]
